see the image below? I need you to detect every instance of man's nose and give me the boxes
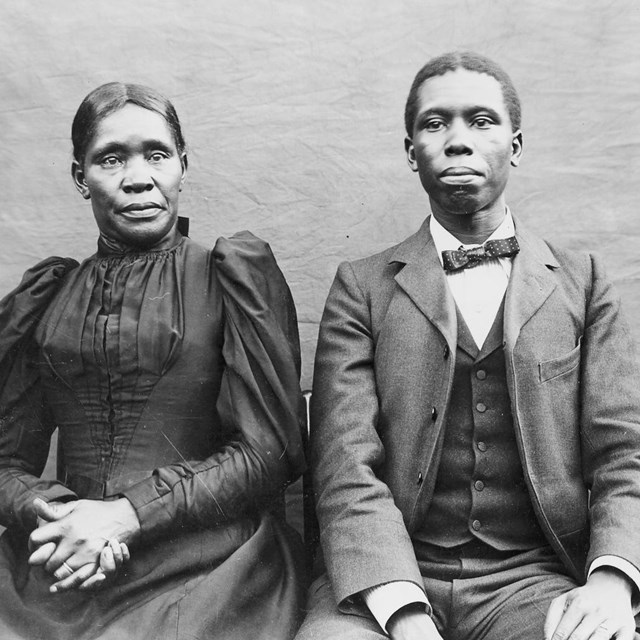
[444,121,473,156]
[122,157,154,192]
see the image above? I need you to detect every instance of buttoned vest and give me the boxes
[415,301,547,551]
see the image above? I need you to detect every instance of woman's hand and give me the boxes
[50,538,131,593]
[28,497,140,592]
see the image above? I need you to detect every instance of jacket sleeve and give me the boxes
[123,232,306,538]
[0,257,80,532]
[311,261,423,611]
[580,254,640,573]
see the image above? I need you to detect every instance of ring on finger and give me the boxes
[60,561,73,576]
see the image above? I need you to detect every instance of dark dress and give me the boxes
[0,231,307,640]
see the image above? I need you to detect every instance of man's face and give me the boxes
[405,68,522,216]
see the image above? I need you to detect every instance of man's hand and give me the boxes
[27,497,140,592]
[387,607,444,640]
[544,568,636,640]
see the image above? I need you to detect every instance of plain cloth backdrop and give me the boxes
[1,0,640,391]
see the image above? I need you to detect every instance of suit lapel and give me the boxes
[390,219,458,352]
[504,217,560,351]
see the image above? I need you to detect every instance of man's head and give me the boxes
[404,52,523,219]
[404,51,521,137]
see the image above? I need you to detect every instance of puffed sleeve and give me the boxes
[0,257,80,532]
[123,232,306,537]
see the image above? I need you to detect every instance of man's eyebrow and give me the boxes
[415,105,503,122]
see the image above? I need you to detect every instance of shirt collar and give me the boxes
[430,208,515,265]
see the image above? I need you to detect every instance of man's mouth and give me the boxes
[439,167,482,185]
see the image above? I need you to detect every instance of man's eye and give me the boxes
[473,117,493,129]
[424,120,445,132]
[149,152,167,163]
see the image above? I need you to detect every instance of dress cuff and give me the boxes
[362,580,429,632]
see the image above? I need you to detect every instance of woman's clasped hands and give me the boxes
[28,497,141,593]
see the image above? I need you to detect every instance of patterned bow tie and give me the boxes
[441,236,520,272]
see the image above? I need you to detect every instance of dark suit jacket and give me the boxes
[311,215,640,609]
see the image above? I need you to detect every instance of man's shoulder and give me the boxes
[514,218,597,274]
[340,224,428,281]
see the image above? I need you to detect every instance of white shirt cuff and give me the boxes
[589,555,640,609]
[362,580,429,632]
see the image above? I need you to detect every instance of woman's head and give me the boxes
[72,82,186,167]
[71,83,187,249]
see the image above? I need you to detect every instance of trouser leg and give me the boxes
[421,544,578,640]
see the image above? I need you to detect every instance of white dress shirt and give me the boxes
[363,210,640,631]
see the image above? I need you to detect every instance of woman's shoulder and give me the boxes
[212,231,277,267]
[0,256,79,373]
[1,256,79,307]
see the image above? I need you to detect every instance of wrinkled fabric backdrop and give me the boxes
[1,0,640,390]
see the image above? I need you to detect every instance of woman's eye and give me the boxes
[101,156,121,167]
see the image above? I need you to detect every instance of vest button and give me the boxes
[417,473,423,485]
[474,480,485,491]
[431,406,438,421]
[472,519,482,531]
[477,441,488,452]
[476,369,487,380]
[476,402,487,413]
[443,344,450,359]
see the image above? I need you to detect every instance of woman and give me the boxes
[0,82,307,639]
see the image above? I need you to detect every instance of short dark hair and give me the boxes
[404,51,521,136]
[71,82,186,165]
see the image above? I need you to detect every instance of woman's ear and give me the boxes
[179,153,188,192]
[71,160,91,199]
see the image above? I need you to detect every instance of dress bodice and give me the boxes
[33,236,225,498]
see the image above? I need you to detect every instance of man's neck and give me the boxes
[430,199,507,245]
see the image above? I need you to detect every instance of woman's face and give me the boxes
[72,104,187,248]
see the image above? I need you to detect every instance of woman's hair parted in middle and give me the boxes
[71,82,186,165]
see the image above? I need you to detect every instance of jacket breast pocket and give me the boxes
[538,339,582,383]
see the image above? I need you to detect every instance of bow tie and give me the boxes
[441,236,520,272]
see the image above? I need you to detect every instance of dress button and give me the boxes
[476,369,487,380]
[474,480,485,491]
[476,402,487,413]
[472,519,482,531]
[431,406,438,421]
[417,473,423,485]
[477,441,488,452]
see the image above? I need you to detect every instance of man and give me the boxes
[297,52,640,640]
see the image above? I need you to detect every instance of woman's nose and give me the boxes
[122,158,154,192]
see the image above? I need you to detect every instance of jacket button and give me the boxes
[417,473,423,485]
[474,480,485,491]
[443,344,450,359]
[472,519,482,531]
[476,402,487,413]
[476,369,487,380]
[477,441,488,452]
[431,406,438,421]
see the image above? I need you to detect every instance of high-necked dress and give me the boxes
[0,229,307,640]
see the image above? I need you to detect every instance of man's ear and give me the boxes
[510,130,523,167]
[405,136,418,172]
[179,152,188,192]
[71,160,91,199]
